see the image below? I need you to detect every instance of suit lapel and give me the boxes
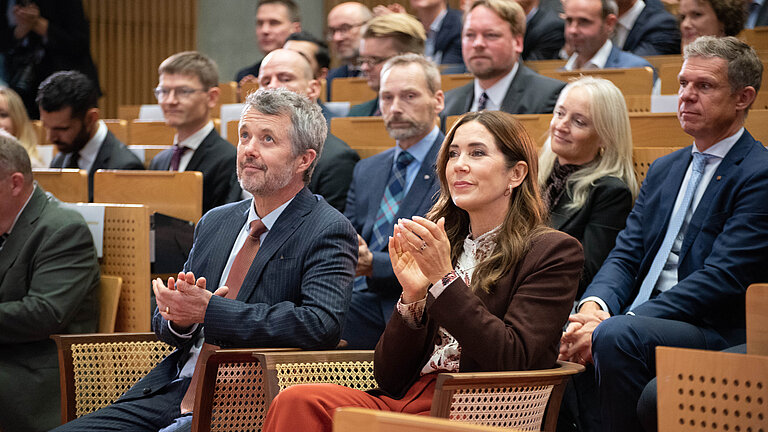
[549,195,579,230]
[185,130,216,172]
[0,188,45,279]
[92,132,115,173]
[678,132,752,261]
[501,65,530,113]
[236,188,315,301]
[204,202,250,288]
[396,133,442,220]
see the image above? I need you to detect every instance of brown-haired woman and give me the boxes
[262,110,584,432]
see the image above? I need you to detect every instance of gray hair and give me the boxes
[0,130,32,184]
[602,0,618,17]
[684,36,763,95]
[242,88,327,183]
[380,53,441,95]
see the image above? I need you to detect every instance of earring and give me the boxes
[504,184,512,196]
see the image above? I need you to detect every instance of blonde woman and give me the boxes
[0,87,43,167]
[539,76,638,297]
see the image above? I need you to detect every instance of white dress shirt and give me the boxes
[74,120,108,172]
[470,62,520,112]
[613,0,645,49]
[564,40,613,70]
[172,121,214,172]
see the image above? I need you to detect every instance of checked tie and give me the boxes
[629,152,716,311]
[369,151,415,252]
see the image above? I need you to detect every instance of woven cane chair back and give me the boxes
[53,333,174,422]
[205,354,269,431]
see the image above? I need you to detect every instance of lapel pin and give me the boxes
[716,176,722,181]
[424,174,430,180]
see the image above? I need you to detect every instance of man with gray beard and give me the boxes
[341,53,445,349]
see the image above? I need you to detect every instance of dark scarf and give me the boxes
[543,159,583,211]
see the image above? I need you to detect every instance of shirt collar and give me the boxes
[78,120,108,170]
[692,127,744,159]
[526,6,539,22]
[565,40,613,70]
[174,121,214,150]
[429,9,448,33]
[7,184,36,235]
[247,192,296,232]
[618,0,645,31]
[394,126,440,164]
[473,62,520,107]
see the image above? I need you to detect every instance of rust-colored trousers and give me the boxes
[262,373,438,432]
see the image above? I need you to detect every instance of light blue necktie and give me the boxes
[629,152,715,311]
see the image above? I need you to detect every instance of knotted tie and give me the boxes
[629,152,716,311]
[179,219,268,413]
[477,91,489,111]
[65,152,80,169]
[169,145,189,171]
[369,151,415,252]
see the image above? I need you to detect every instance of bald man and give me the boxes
[258,49,359,212]
[326,2,372,99]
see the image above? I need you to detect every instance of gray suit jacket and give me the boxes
[118,187,357,402]
[442,64,565,117]
[0,186,99,431]
[50,130,144,202]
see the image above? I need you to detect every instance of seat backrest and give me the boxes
[525,59,567,72]
[331,77,377,104]
[227,119,239,146]
[126,144,172,168]
[746,283,768,355]
[128,120,175,145]
[659,62,684,94]
[333,408,514,432]
[117,105,142,121]
[103,119,129,143]
[219,81,239,104]
[98,275,122,333]
[539,67,655,95]
[445,114,552,148]
[629,113,689,147]
[330,117,394,159]
[93,170,203,223]
[741,27,768,50]
[430,361,584,432]
[656,346,768,432]
[51,333,174,422]
[32,169,88,202]
[241,82,260,101]
[632,147,680,185]
[441,74,474,92]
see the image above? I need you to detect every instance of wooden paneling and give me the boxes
[83,0,197,118]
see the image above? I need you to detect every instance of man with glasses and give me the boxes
[326,2,373,99]
[348,13,426,117]
[42,71,143,202]
[149,51,241,214]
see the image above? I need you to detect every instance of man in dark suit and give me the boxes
[41,71,144,202]
[409,0,464,67]
[442,0,565,118]
[0,0,99,118]
[52,88,358,432]
[258,48,359,212]
[519,0,566,60]
[613,0,680,55]
[234,0,301,88]
[149,51,241,215]
[347,13,426,117]
[342,54,444,349]
[559,37,768,432]
[0,133,99,432]
[562,0,654,72]
[325,2,372,99]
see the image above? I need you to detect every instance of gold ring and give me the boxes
[165,306,170,314]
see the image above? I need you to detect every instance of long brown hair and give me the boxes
[427,111,551,293]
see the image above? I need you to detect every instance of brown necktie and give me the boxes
[179,219,268,413]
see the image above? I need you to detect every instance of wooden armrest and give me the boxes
[334,407,515,431]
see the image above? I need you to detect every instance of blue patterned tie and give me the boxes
[629,152,716,311]
[369,151,415,252]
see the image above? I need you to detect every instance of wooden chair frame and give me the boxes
[746,283,768,355]
[334,407,515,432]
[32,169,89,202]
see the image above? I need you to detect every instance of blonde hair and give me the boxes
[539,77,638,210]
[362,13,426,54]
[0,87,39,164]
[468,0,527,37]
[429,111,552,293]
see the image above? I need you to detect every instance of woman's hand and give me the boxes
[389,227,430,303]
[396,216,453,285]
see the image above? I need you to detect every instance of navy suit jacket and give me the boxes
[50,130,144,202]
[442,64,565,117]
[605,45,654,69]
[432,8,464,65]
[149,128,241,214]
[621,3,681,56]
[119,187,357,401]
[309,133,360,212]
[344,131,444,297]
[523,7,565,61]
[582,130,768,346]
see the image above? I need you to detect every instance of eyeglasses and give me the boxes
[153,87,207,101]
[356,55,389,67]
[326,22,366,39]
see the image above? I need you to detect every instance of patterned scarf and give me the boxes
[543,159,583,211]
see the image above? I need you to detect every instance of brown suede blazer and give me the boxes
[373,230,583,398]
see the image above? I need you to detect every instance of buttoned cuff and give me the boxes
[168,321,199,338]
[578,296,610,315]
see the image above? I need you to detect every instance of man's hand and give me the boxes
[153,271,228,331]
[558,302,610,365]
[356,235,373,277]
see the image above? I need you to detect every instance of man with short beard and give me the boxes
[42,71,143,202]
[51,88,357,431]
[342,53,444,349]
[442,0,565,117]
